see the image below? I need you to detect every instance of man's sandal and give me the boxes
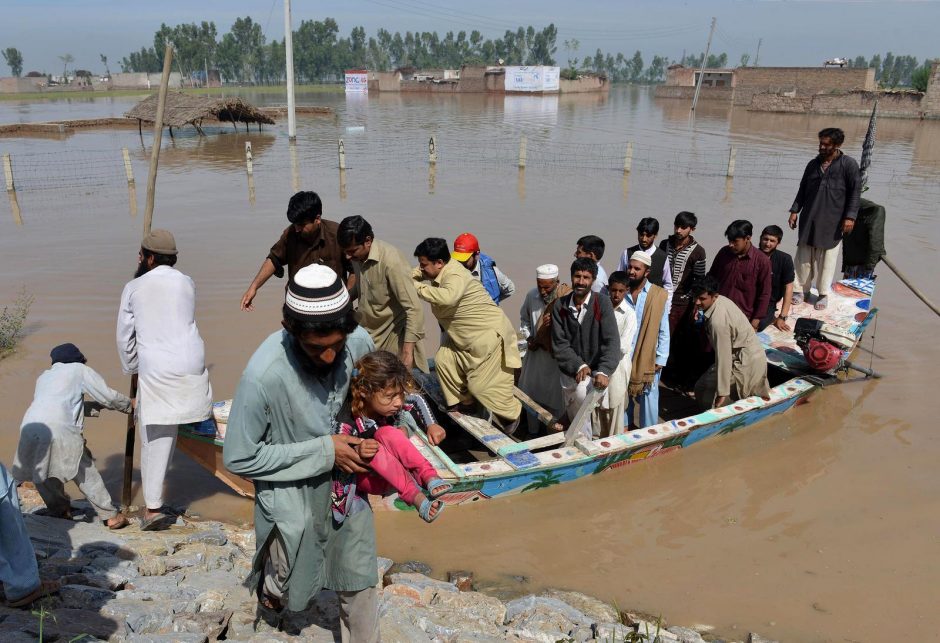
[814,296,829,310]
[417,497,445,523]
[425,478,452,499]
[139,512,173,532]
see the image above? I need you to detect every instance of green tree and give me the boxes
[851,55,867,69]
[739,53,750,68]
[563,38,579,71]
[869,53,882,80]
[629,50,643,82]
[2,47,23,76]
[58,53,74,80]
[911,60,933,92]
[293,18,339,82]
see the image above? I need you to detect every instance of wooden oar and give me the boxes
[121,374,138,509]
[121,42,174,511]
[563,386,605,447]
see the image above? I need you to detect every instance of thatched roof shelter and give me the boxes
[125,91,274,134]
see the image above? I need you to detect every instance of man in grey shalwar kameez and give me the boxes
[13,343,132,529]
[223,265,378,642]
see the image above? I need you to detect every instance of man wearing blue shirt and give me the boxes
[623,251,670,429]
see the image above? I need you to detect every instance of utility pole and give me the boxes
[754,38,762,67]
[284,0,297,141]
[691,17,716,113]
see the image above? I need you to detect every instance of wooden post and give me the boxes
[142,43,174,237]
[726,145,737,178]
[7,191,22,226]
[623,141,634,174]
[429,135,437,165]
[289,141,300,192]
[245,141,254,175]
[122,147,134,184]
[2,153,13,192]
[518,135,527,169]
[338,138,346,170]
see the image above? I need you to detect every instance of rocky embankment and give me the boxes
[2,486,778,643]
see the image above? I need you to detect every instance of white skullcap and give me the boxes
[630,250,652,267]
[285,264,351,322]
[536,264,559,279]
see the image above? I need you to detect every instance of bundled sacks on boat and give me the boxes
[213,400,232,423]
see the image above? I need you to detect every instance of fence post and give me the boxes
[121,147,135,184]
[623,141,634,174]
[245,141,253,175]
[726,145,736,178]
[2,153,13,192]
[338,139,346,170]
[429,136,437,165]
[518,135,527,169]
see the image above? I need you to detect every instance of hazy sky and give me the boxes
[2,0,938,74]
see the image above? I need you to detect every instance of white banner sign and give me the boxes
[504,66,561,92]
[344,72,369,93]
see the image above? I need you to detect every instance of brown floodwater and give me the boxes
[1,87,938,641]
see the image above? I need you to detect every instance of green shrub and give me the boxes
[911,62,934,92]
[0,288,33,355]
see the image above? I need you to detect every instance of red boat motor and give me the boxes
[793,318,849,373]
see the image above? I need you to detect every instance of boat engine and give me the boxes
[792,318,855,373]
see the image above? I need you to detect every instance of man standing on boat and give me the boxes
[451,232,516,305]
[624,251,670,429]
[757,225,795,332]
[617,218,674,297]
[223,265,378,640]
[240,191,350,311]
[551,257,621,438]
[691,276,770,409]
[518,264,570,434]
[788,127,862,310]
[337,215,428,373]
[412,238,522,434]
[708,220,772,330]
[117,230,213,530]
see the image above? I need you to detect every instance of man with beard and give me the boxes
[412,238,522,434]
[692,275,770,409]
[223,265,377,640]
[117,230,212,530]
[337,215,428,372]
[788,127,861,310]
[617,217,674,298]
[517,264,571,433]
[551,258,621,439]
[624,251,670,429]
[241,191,349,311]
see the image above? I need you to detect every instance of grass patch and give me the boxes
[0,287,33,358]
[0,84,344,102]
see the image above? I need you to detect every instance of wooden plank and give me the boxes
[564,387,604,446]
[411,427,466,479]
[497,431,565,456]
[448,412,517,454]
[176,433,254,498]
[513,386,556,426]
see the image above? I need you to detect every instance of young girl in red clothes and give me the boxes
[332,351,451,523]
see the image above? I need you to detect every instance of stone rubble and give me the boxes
[1,490,781,642]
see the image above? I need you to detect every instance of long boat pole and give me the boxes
[284,0,297,141]
[123,42,174,510]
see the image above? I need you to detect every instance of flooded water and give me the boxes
[1,87,939,641]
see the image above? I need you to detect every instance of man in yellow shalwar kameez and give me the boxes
[412,238,522,431]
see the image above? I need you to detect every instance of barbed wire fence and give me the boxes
[3,135,939,214]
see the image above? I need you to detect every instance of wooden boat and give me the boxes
[177,277,878,510]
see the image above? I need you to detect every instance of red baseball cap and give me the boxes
[452,233,480,262]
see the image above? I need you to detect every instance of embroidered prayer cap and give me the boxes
[50,343,87,365]
[630,250,652,267]
[536,264,559,280]
[141,229,178,256]
[285,264,352,322]
[451,232,480,262]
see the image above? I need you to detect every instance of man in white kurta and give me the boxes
[517,265,569,434]
[117,230,212,528]
[13,343,132,528]
[595,272,638,436]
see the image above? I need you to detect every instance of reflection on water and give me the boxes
[1,86,939,641]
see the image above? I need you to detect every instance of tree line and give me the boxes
[3,18,934,91]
